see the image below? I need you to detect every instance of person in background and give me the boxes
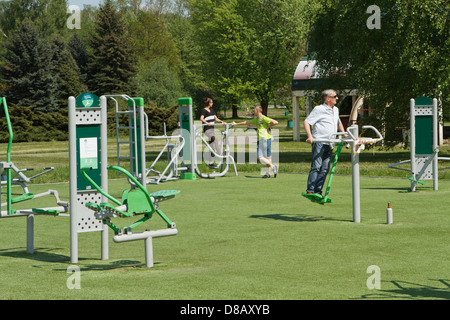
[233,105,278,178]
[200,97,226,168]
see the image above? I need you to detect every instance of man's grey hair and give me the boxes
[321,89,336,102]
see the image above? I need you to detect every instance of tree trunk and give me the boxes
[232,104,238,118]
[260,99,269,116]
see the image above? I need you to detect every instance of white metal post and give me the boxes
[432,98,438,191]
[68,96,78,263]
[292,95,300,141]
[26,214,34,254]
[100,95,109,260]
[145,237,154,268]
[410,99,416,191]
[349,125,361,223]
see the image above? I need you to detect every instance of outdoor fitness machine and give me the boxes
[389,97,449,191]
[194,123,238,179]
[109,94,185,185]
[178,97,237,179]
[69,93,109,263]
[302,124,383,223]
[69,93,178,267]
[134,97,238,183]
[146,122,186,184]
[0,97,69,253]
[114,95,186,185]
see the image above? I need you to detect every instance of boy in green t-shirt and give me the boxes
[233,105,278,178]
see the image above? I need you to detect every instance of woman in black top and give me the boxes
[200,97,226,168]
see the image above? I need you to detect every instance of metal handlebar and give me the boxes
[197,122,234,129]
[361,125,383,140]
[312,132,350,144]
[312,125,383,154]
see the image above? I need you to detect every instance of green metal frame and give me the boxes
[81,165,178,234]
[1,97,65,216]
[1,97,13,214]
[302,143,344,205]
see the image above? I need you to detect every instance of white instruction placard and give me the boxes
[79,137,98,169]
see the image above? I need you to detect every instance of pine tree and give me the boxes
[67,33,89,82]
[52,36,87,106]
[0,0,67,38]
[86,0,137,95]
[1,21,59,112]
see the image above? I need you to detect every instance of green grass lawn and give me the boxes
[1,110,450,301]
[1,173,449,300]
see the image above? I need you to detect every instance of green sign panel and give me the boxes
[414,96,433,106]
[76,125,102,191]
[415,116,433,155]
[414,96,434,155]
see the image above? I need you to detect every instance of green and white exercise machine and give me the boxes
[193,122,238,179]
[0,97,69,254]
[389,97,449,191]
[178,97,237,179]
[110,95,187,184]
[302,124,383,223]
[117,96,237,184]
[108,94,184,185]
[69,93,179,267]
[301,139,345,205]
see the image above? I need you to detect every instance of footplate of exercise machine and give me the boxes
[31,208,61,216]
[86,202,134,219]
[149,190,181,202]
[301,192,332,205]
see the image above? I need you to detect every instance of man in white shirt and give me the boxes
[304,89,346,195]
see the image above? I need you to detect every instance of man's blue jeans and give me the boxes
[306,143,332,195]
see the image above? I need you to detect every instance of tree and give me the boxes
[52,36,88,106]
[166,6,212,114]
[136,57,184,108]
[0,0,68,37]
[0,0,69,91]
[128,9,181,69]
[86,0,137,95]
[190,0,317,115]
[68,33,89,82]
[308,0,449,145]
[244,0,318,115]
[191,0,257,117]
[1,21,59,112]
